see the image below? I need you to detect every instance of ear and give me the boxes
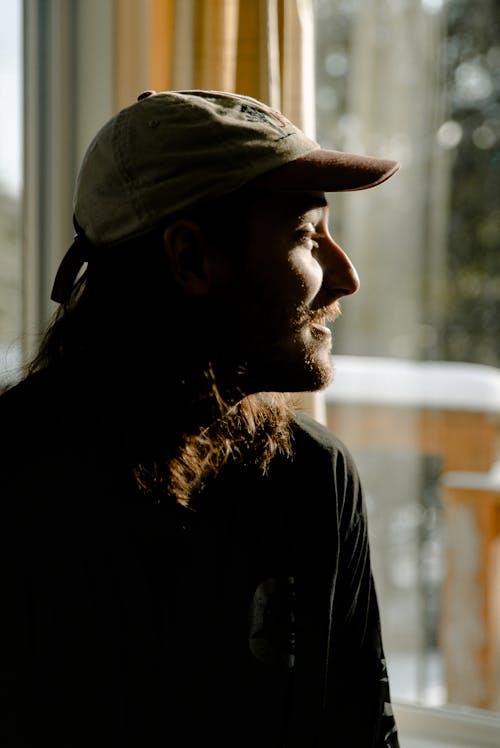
[162,219,213,296]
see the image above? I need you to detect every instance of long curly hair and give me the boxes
[28,199,295,506]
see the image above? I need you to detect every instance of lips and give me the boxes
[310,322,332,339]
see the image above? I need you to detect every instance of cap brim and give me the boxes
[251,148,400,193]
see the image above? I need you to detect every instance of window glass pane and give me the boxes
[0,0,22,388]
[314,0,500,714]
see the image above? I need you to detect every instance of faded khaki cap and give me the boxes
[74,89,400,247]
[51,89,399,304]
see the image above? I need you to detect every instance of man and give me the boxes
[0,90,400,746]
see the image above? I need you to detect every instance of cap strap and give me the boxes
[50,234,91,305]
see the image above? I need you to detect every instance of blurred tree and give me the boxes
[314,0,500,367]
[442,0,500,366]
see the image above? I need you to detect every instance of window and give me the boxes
[0,0,22,388]
[314,0,500,717]
[10,0,500,742]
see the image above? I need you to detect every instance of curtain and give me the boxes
[114,0,316,136]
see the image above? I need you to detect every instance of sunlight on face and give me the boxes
[207,190,359,394]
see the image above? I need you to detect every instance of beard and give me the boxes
[225,300,341,395]
[299,341,334,391]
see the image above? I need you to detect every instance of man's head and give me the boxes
[50,90,399,395]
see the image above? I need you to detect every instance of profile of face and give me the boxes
[163,190,360,395]
[218,190,359,393]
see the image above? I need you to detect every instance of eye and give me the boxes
[294,226,325,251]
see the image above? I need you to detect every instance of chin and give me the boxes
[251,352,333,394]
[298,344,334,388]
[299,360,333,392]
[238,334,334,394]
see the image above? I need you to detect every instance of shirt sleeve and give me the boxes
[319,443,400,748]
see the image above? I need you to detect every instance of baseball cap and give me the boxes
[51,89,400,304]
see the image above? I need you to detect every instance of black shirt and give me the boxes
[0,372,399,747]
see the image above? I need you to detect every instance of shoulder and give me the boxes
[0,370,120,509]
[286,411,365,527]
[291,411,358,474]
[0,368,57,403]
[0,370,62,429]
[0,370,79,474]
[0,374,39,430]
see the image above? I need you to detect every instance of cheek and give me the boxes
[227,251,322,329]
[289,251,323,303]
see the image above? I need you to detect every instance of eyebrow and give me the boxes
[280,192,328,221]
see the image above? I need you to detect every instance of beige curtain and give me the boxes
[114,0,315,134]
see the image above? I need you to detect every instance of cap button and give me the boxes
[137,90,157,101]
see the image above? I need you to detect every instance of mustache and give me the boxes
[307,301,342,326]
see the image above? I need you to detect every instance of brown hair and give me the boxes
[133,386,294,508]
[27,197,295,506]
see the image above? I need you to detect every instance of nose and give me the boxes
[319,232,360,299]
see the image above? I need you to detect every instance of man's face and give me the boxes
[209,190,360,394]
